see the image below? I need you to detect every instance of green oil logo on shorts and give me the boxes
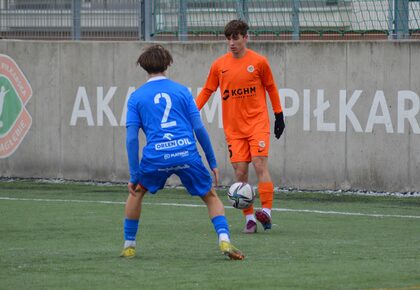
[0,54,33,158]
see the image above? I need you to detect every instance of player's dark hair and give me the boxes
[137,44,173,74]
[224,19,249,38]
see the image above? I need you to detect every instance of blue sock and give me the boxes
[124,218,139,241]
[211,215,230,239]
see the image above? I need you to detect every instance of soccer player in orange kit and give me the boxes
[196,19,285,233]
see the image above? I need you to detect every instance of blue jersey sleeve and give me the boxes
[125,95,142,184]
[191,114,217,170]
[126,95,142,128]
[126,125,140,184]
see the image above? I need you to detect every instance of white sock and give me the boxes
[246,214,256,223]
[263,208,272,217]
[124,240,136,248]
[218,233,230,244]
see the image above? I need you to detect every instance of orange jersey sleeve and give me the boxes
[196,62,220,110]
[198,49,282,138]
[260,57,283,114]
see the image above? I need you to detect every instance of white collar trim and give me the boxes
[147,76,167,82]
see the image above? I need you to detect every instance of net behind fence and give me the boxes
[0,0,419,41]
[0,0,140,40]
[153,0,420,40]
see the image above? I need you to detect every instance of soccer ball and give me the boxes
[227,182,255,209]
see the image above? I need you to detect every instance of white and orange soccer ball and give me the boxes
[227,182,255,209]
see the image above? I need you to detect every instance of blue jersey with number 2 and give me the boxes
[126,78,200,168]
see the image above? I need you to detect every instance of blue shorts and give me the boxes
[138,157,213,197]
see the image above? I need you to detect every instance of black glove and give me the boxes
[274,112,285,139]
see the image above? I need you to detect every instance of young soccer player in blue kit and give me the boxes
[120,44,244,260]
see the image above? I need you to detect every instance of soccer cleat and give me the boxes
[255,209,272,230]
[219,241,245,260]
[120,246,136,258]
[242,220,257,234]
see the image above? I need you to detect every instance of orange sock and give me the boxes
[258,182,274,209]
[242,204,254,216]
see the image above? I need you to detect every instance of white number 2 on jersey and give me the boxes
[154,92,177,128]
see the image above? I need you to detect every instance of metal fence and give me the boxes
[0,0,141,40]
[0,0,419,41]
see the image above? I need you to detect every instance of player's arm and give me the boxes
[191,114,217,169]
[126,97,142,185]
[185,87,219,184]
[126,124,140,184]
[191,114,219,185]
[261,59,285,139]
[195,63,219,110]
[261,59,282,114]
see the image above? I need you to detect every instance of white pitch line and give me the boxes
[1,196,420,219]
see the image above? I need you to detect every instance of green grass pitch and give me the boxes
[0,180,419,289]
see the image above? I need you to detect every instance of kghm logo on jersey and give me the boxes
[222,86,256,101]
[222,89,230,100]
[231,86,256,96]
[0,54,33,158]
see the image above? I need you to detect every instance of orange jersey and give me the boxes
[196,49,282,138]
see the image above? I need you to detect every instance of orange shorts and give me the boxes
[226,132,270,163]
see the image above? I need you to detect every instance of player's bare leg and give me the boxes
[120,184,147,258]
[201,189,245,260]
[201,188,225,218]
[232,161,249,183]
[232,162,257,233]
